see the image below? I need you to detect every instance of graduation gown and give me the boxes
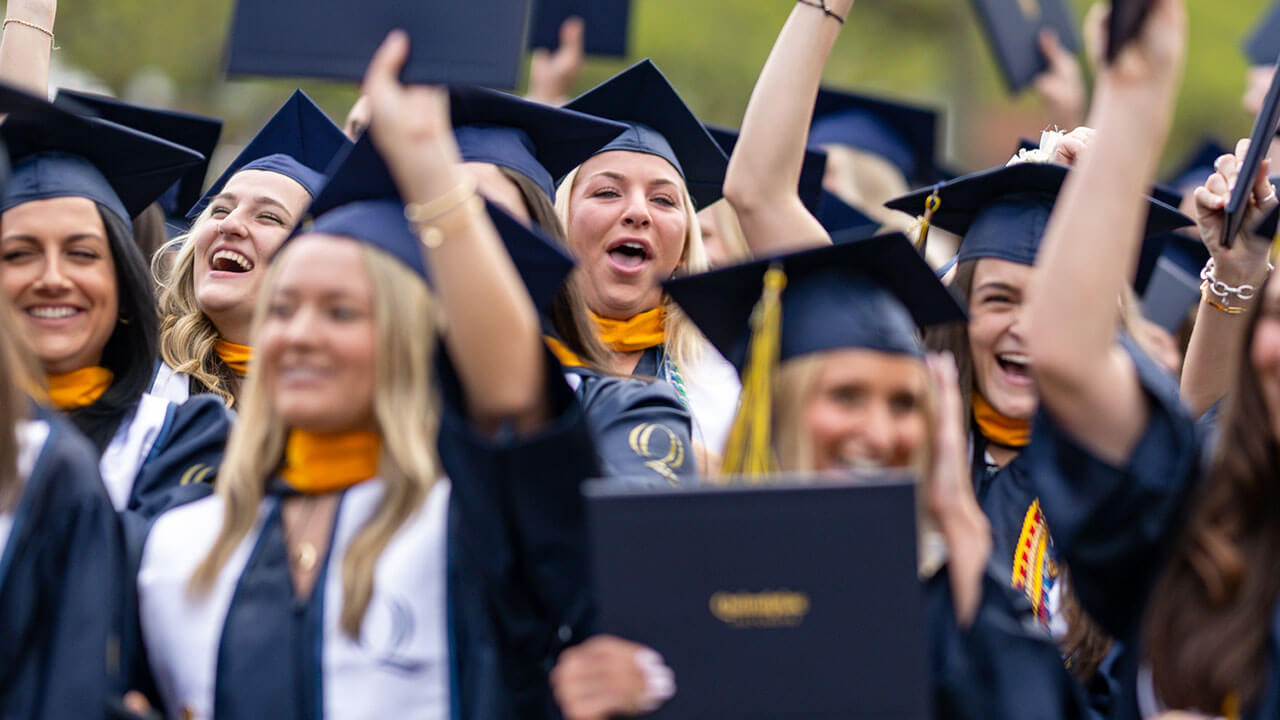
[565,366,696,486]
[101,390,231,516]
[0,409,126,720]
[631,344,740,458]
[133,353,598,720]
[1023,338,1280,719]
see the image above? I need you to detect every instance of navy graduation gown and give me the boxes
[135,349,598,719]
[1021,339,1280,719]
[566,366,696,486]
[0,410,126,720]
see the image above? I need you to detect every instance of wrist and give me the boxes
[5,0,55,25]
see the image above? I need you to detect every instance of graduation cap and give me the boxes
[297,134,573,311]
[450,85,627,202]
[808,88,943,187]
[706,124,828,215]
[1244,1,1280,66]
[884,163,1192,282]
[665,232,965,371]
[969,0,1081,93]
[1223,61,1280,248]
[528,0,631,57]
[52,89,222,231]
[1139,229,1208,332]
[0,83,204,233]
[815,190,878,236]
[564,59,730,210]
[188,90,348,220]
[224,0,530,89]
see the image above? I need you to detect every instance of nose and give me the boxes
[217,209,249,239]
[620,190,652,229]
[856,401,896,462]
[33,250,71,294]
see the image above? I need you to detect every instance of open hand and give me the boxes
[1192,138,1276,286]
[528,17,585,106]
[551,636,675,720]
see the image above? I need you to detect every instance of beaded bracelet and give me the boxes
[796,0,845,24]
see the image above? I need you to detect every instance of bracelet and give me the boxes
[404,177,480,249]
[796,0,845,24]
[1200,282,1246,315]
[632,648,676,713]
[1200,258,1269,302]
[411,195,485,250]
[3,18,57,48]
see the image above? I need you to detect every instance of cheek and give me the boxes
[253,226,291,259]
[804,398,852,446]
[654,212,687,263]
[893,414,929,458]
[567,201,607,258]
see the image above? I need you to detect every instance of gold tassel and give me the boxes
[720,263,787,480]
[915,189,941,257]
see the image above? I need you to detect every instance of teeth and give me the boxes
[998,353,1030,365]
[212,249,253,272]
[28,306,77,319]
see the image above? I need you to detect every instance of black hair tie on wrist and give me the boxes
[796,0,845,24]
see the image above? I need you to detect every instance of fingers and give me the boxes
[1038,29,1063,64]
[361,29,409,102]
[1253,158,1276,204]
[559,15,585,49]
[1193,184,1225,214]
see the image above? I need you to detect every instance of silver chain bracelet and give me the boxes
[1200,258,1269,302]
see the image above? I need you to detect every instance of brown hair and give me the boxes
[1143,272,1280,713]
[498,167,611,369]
[132,202,171,269]
[0,296,41,511]
[925,257,1114,682]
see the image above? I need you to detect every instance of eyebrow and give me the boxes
[973,281,1021,295]
[588,170,680,189]
[211,192,294,217]
[1,232,105,245]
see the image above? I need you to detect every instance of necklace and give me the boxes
[283,496,326,573]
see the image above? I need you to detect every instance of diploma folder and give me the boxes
[224,0,532,89]
[585,476,929,719]
[969,0,1081,93]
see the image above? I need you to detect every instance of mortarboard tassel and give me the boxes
[721,263,787,480]
[914,188,941,258]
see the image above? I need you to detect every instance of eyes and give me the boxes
[0,242,103,264]
[210,204,287,226]
[587,185,680,208]
[266,298,367,324]
[824,384,921,417]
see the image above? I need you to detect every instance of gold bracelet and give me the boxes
[1201,282,1247,315]
[404,176,478,227]
[3,18,57,47]
[414,195,485,250]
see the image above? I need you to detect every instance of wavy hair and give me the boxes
[1144,271,1280,713]
[555,163,708,375]
[0,294,41,511]
[152,204,238,406]
[190,240,442,638]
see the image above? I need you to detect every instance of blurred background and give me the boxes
[31,0,1274,180]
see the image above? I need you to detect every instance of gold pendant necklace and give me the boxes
[294,541,318,572]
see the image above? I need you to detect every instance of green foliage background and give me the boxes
[36,0,1275,178]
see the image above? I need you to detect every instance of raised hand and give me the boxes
[551,636,675,720]
[1192,138,1276,287]
[1033,30,1086,130]
[528,17,585,106]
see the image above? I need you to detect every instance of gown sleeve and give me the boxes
[571,369,696,487]
[1022,337,1201,639]
[128,395,230,517]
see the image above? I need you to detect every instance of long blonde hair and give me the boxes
[190,241,442,638]
[153,204,238,406]
[555,162,708,374]
[0,295,41,511]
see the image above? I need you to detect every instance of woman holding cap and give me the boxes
[0,85,230,515]
[1025,2,1280,717]
[133,32,600,719]
[152,91,350,408]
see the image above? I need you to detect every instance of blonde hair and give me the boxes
[556,161,708,374]
[153,204,238,406]
[702,199,751,266]
[0,296,41,511]
[822,144,920,231]
[190,241,442,638]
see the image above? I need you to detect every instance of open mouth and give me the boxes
[607,240,650,269]
[996,352,1032,381]
[211,248,255,274]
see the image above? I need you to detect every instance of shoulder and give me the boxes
[26,411,108,504]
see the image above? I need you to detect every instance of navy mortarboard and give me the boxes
[815,189,878,236]
[299,134,573,311]
[53,88,222,234]
[0,83,203,233]
[969,0,1081,93]
[707,124,828,215]
[666,232,965,371]
[224,0,531,88]
[809,88,943,187]
[1244,1,1280,66]
[565,59,730,210]
[885,163,1191,280]
[450,85,627,202]
[1141,231,1208,333]
[528,0,631,57]
[188,90,348,220]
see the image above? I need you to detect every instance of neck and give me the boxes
[605,350,644,376]
[986,444,1020,469]
[207,308,252,346]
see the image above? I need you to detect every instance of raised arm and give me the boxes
[1179,140,1276,418]
[363,31,546,432]
[722,0,854,254]
[1024,0,1186,466]
[0,0,55,95]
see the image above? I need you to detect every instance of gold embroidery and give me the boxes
[710,590,810,628]
[628,423,686,486]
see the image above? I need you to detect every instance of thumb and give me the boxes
[362,29,409,100]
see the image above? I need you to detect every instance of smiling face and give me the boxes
[0,197,118,375]
[257,235,377,433]
[800,349,930,472]
[967,258,1037,419]
[193,169,313,344]
[566,151,689,319]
